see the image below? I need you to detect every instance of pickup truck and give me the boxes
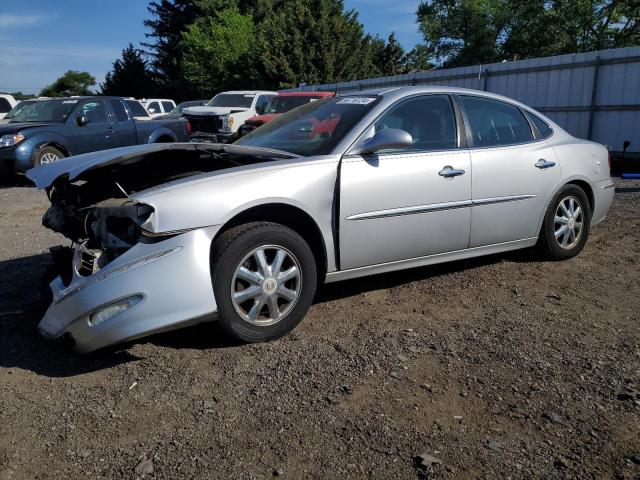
[237,91,335,137]
[0,94,17,119]
[183,90,277,143]
[0,96,189,173]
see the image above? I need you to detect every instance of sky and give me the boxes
[0,0,422,95]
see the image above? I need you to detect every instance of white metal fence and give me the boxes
[286,46,640,153]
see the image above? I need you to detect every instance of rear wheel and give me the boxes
[211,222,317,342]
[538,184,591,260]
[32,145,65,167]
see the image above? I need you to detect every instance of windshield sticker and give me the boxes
[62,100,78,104]
[337,97,375,105]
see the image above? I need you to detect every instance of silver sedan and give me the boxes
[27,86,615,352]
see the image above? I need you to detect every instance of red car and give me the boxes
[237,91,335,137]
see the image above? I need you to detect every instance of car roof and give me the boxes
[277,91,335,97]
[350,85,541,112]
[217,91,278,95]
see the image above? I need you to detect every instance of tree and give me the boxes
[40,71,96,97]
[373,33,408,76]
[416,0,640,67]
[246,0,395,88]
[101,44,156,97]
[404,44,434,72]
[181,7,255,95]
[143,0,200,100]
[416,0,511,67]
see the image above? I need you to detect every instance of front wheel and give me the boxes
[32,145,65,167]
[211,222,317,343]
[537,184,592,260]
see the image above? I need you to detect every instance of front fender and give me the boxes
[134,158,340,270]
[11,131,73,172]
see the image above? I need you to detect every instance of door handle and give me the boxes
[535,159,556,169]
[439,166,466,178]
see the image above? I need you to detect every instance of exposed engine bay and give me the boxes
[39,144,290,283]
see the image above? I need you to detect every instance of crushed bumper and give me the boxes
[38,225,221,353]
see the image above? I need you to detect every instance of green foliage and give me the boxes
[417,0,640,66]
[374,34,408,76]
[143,0,201,99]
[181,7,255,95]
[101,44,156,97]
[39,71,96,97]
[136,0,412,97]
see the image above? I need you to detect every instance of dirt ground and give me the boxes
[0,176,638,479]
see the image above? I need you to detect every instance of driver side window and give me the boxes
[374,95,457,153]
[79,101,108,124]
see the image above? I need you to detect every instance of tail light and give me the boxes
[186,120,192,135]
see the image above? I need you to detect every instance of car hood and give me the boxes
[0,122,51,133]
[26,142,299,189]
[183,106,249,116]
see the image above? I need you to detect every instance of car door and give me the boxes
[107,99,137,147]
[339,94,472,270]
[458,95,562,247]
[70,100,114,154]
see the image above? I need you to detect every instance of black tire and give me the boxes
[32,145,65,167]
[537,184,592,260]
[211,222,317,343]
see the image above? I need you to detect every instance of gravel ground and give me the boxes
[1,176,639,479]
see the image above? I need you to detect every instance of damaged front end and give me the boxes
[27,143,296,352]
[43,181,156,283]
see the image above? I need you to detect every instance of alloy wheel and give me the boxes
[231,245,302,326]
[554,196,584,249]
[40,152,59,164]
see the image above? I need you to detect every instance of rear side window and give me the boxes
[0,98,11,113]
[460,96,533,147]
[528,112,553,138]
[374,94,457,152]
[126,100,149,117]
[161,101,174,112]
[109,100,129,122]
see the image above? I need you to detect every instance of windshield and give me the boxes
[7,99,78,123]
[235,96,379,156]
[207,93,254,108]
[264,96,322,115]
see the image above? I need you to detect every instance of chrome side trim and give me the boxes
[325,237,539,283]
[346,199,472,221]
[347,194,538,221]
[472,194,538,206]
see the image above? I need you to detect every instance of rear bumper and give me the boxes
[591,178,615,226]
[38,225,221,353]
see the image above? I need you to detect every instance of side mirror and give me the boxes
[350,128,413,155]
[76,115,89,126]
[148,108,156,114]
[623,140,630,152]
[255,105,265,115]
